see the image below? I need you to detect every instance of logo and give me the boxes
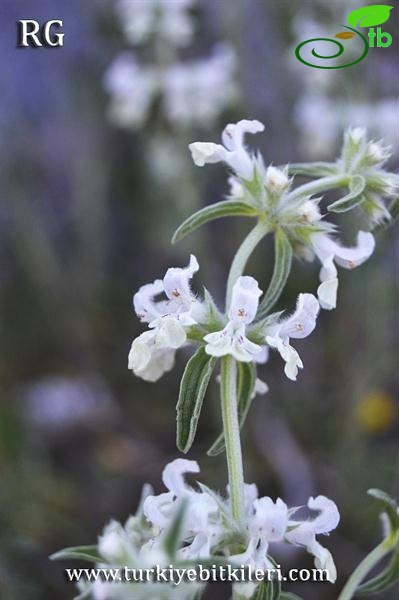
[295,4,393,69]
[17,19,64,48]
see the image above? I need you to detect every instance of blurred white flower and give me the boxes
[117,0,196,47]
[104,54,157,129]
[23,375,114,431]
[266,293,320,381]
[189,119,265,179]
[204,276,263,362]
[163,44,237,127]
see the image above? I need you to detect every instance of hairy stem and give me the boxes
[337,541,391,600]
[220,356,245,523]
[226,221,269,310]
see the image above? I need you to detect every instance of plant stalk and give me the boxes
[226,221,269,310]
[220,356,245,523]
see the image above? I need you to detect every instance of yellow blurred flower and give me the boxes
[356,391,397,433]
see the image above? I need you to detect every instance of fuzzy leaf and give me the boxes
[50,546,101,563]
[257,229,292,318]
[172,201,258,243]
[328,175,366,213]
[347,5,393,28]
[356,552,399,595]
[251,578,282,600]
[280,594,303,600]
[288,162,338,177]
[176,347,217,453]
[207,362,256,456]
[368,488,399,531]
[202,287,225,330]
[162,498,188,559]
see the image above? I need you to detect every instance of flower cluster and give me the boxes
[190,119,380,309]
[129,263,320,383]
[72,459,340,600]
[105,1,237,130]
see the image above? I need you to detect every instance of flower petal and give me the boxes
[133,279,164,323]
[333,231,375,269]
[229,276,262,324]
[189,142,228,166]
[163,254,199,312]
[249,497,288,542]
[274,293,320,340]
[162,458,200,496]
[153,315,187,349]
[266,336,303,381]
[317,278,339,311]
[221,119,264,151]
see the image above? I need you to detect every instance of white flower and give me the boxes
[163,44,237,127]
[117,0,196,47]
[104,54,157,129]
[204,276,263,362]
[266,293,320,381]
[143,459,219,559]
[230,497,289,598]
[128,331,176,382]
[162,254,199,320]
[98,521,133,563]
[310,231,375,310]
[189,119,265,180]
[286,495,340,582]
[129,256,201,380]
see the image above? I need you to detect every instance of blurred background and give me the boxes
[0,1,398,599]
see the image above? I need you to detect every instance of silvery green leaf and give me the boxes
[288,162,338,177]
[257,228,292,319]
[162,498,188,559]
[356,552,399,595]
[176,347,217,453]
[280,594,303,600]
[50,546,101,563]
[368,488,399,531]
[172,201,258,243]
[197,482,236,528]
[202,288,225,330]
[328,175,366,213]
[347,5,394,28]
[251,577,281,600]
[207,362,256,456]
[248,311,284,344]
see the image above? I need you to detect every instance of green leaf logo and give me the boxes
[347,4,393,28]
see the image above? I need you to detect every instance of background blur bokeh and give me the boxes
[0,1,398,599]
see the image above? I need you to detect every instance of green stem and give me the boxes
[225,221,269,311]
[337,541,391,600]
[287,174,350,202]
[220,356,245,523]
